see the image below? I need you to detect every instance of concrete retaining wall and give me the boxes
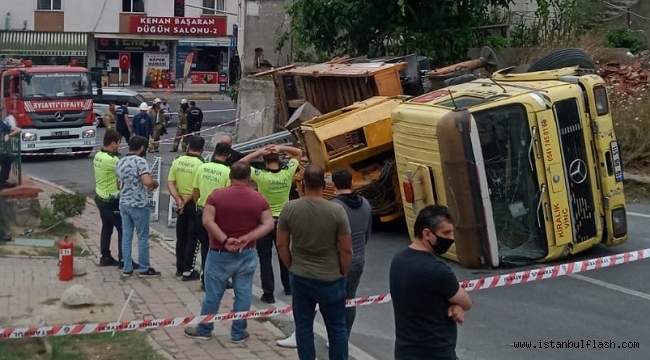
[234,76,278,142]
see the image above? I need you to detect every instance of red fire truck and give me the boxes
[0,58,100,155]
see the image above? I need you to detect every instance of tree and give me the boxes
[284,0,512,64]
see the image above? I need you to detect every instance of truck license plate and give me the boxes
[51,131,69,137]
[610,141,624,182]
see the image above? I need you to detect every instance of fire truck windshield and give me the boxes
[472,103,548,263]
[21,72,92,100]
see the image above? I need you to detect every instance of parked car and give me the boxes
[92,87,147,127]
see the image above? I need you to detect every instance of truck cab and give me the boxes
[393,66,628,268]
[0,58,100,155]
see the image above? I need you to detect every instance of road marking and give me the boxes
[569,274,650,301]
[628,211,650,219]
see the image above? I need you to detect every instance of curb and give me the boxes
[27,175,378,360]
[624,173,650,184]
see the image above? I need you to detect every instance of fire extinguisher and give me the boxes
[58,236,74,281]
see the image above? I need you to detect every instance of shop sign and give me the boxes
[189,72,218,84]
[129,16,227,36]
[96,39,170,52]
[144,53,170,69]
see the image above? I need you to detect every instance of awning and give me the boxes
[178,40,230,47]
[94,33,231,43]
[0,31,88,57]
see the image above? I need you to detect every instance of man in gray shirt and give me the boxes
[330,168,372,339]
[276,167,372,349]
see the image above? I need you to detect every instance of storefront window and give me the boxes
[176,44,230,87]
[194,47,227,72]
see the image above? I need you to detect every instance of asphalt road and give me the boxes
[20,128,650,360]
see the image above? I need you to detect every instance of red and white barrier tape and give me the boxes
[1,248,648,339]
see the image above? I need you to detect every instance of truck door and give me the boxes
[437,109,500,268]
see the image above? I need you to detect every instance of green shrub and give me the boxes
[38,193,86,234]
[226,82,239,104]
[606,27,646,53]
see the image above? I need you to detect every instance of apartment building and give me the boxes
[1,0,242,87]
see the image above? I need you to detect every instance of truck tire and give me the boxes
[528,48,595,72]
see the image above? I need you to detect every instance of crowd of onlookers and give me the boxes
[92,126,473,360]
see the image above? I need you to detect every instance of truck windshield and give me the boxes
[473,103,547,263]
[21,72,92,100]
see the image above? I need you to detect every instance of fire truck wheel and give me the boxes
[72,147,93,158]
[527,47,595,72]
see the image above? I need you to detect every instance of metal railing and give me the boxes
[0,136,21,185]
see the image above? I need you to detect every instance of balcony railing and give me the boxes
[1,136,21,185]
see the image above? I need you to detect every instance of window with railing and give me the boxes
[123,0,145,13]
[202,0,225,14]
[37,0,62,10]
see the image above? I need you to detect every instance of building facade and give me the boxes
[1,0,242,87]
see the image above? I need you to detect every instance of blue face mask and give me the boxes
[432,235,454,255]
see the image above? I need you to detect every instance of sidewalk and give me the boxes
[0,177,298,360]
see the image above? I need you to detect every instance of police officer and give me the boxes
[93,130,139,270]
[167,136,206,279]
[191,142,232,287]
[187,101,203,135]
[172,99,190,152]
[241,144,303,303]
[148,98,164,153]
[115,100,131,142]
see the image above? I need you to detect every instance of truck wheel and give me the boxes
[527,48,595,72]
[72,147,93,158]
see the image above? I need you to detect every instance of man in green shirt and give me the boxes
[93,130,126,267]
[168,136,206,281]
[241,144,302,304]
[191,142,232,288]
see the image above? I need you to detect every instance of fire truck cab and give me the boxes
[0,58,100,155]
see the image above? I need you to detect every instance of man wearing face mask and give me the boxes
[389,205,472,360]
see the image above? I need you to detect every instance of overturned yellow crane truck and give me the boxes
[294,48,628,268]
[394,64,628,268]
